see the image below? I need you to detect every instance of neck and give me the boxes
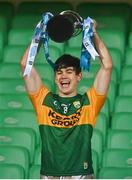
[58,91,77,97]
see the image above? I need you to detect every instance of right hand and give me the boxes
[93,20,97,33]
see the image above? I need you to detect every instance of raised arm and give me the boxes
[20,46,43,94]
[93,21,113,95]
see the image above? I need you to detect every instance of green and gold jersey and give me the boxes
[29,85,106,176]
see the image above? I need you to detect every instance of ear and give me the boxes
[54,74,57,84]
[77,72,82,82]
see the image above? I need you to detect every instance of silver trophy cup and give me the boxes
[47,10,83,43]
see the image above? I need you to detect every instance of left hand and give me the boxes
[93,20,97,33]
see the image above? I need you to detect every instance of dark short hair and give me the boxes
[54,54,81,74]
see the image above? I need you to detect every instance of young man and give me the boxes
[21,21,112,179]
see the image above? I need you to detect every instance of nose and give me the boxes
[61,71,67,78]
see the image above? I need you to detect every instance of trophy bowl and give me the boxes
[47,10,83,43]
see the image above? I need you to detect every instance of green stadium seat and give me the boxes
[130,20,132,32]
[0,145,29,178]
[8,26,65,54]
[42,79,55,92]
[121,66,132,81]
[82,63,98,75]
[107,81,117,113]
[3,45,27,63]
[49,39,65,54]
[29,165,41,179]
[0,63,22,79]
[0,31,4,61]
[104,67,118,84]
[0,64,55,92]
[125,47,132,66]
[100,99,110,121]
[0,48,55,91]
[17,2,73,15]
[0,110,40,146]
[0,127,36,163]
[95,113,108,146]
[98,29,126,57]
[7,39,63,63]
[102,149,132,168]
[0,164,25,179]
[8,29,33,46]
[36,64,54,83]
[76,2,131,20]
[0,16,8,59]
[0,94,33,110]
[82,65,118,85]
[11,14,41,30]
[128,32,132,48]
[66,33,83,48]
[93,16,127,33]
[65,47,121,82]
[109,48,122,80]
[64,47,81,58]
[0,16,7,41]
[113,96,132,113]
[111,112,132,131]
[92,129,103,166]
[77,78,93,94]
[36,45,61,65]
[0,78,54,94]
[33,145,41,165]
[0,79,25,94]
[0,2,14,20]
[107,129,132,149]
[99,167,132,179]
[119,81,132,96]
[92,150,99,178]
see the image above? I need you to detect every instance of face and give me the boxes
[55,67,82,97]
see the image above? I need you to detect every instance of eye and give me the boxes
[67,70,73,74]
[66,68,74,74]
[56,71,62,75]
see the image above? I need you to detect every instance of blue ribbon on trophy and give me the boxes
[23,10,99,77]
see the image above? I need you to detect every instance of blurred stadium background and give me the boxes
[0,0,132,178]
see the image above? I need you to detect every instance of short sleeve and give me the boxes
[87,86,106,125]
[28,85,49,114]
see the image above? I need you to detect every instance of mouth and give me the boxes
[60,80,70,88]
